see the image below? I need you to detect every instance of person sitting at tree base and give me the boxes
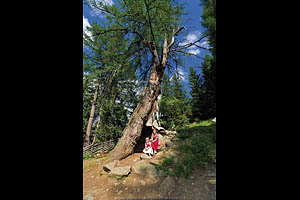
[151,128,160,154]
[143,137,153,158]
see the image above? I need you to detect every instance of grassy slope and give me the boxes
[83,119,216,179]
[158,119,216,178]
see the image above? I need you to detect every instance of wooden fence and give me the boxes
[83,139,116,155]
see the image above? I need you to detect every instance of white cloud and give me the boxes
[178,68,187,81]
[83,15,92,38]
[101,0,114,5]
[179,31,201,46]
[90,0,114,17]
[169,69,187,82]
[186,32,200,44]
[188,49,200,55]
[200,39,210,49]
[179,31,203,55]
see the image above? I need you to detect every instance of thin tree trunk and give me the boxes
[84,80,100,146]
[92,112,101,145]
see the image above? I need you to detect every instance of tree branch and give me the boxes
[168,53,185,68]
[171,33,210,52]
[166,64,178,75]
[168,27,185,49]
[193,43,211,51]
[143,0,157,50]
[88,0,114,16]
[93,28,129,36]
[173,50,205,60]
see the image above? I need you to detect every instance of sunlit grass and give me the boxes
[83,160,98,170]
[158,119,216,178]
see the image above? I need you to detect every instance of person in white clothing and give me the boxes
[143,137,153,158]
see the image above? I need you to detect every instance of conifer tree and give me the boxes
[85,0,209,161]
[200,54,216,119]
[83,20,138,145]
[160,74,190,130]
[188,66,203,121]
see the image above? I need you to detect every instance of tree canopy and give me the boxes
[82,0,216,155]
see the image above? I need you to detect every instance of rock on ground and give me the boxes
[165,130,177,135]
[165,139,174,147]
[103,160,119,172]
[140,154,152,159]
[108,166,131,177]
[133,160,159,177]
[155,151,164,159]
[158,134,166,148]
[150,160,161,165]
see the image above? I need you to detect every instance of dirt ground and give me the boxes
[83,152,216,200]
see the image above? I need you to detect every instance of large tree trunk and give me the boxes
[84,80,100,146]
[107,32,177,162]
[107,63,164,162]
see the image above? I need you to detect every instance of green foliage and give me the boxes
[160,74,191,130]
[176,120,216,141]
[83,13,141,143]
[115,175,123,180]
[156,156,175,177]
[83,152,94,160]
[161,73,172,99]
[83,0,217,146]
[158,121,216,178]
[201,55,216,119]
[201,0,216,57]
[93,77,141,142]
[83,0,186,144]
[86,0,185,78]
[188,60,216,121]
[160,97,190,129]
[188,66,204,121]
[179,0,216,123]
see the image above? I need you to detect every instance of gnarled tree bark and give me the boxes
[107,30,181,162]
[108,63,163,161]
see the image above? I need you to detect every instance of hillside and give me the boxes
[83,120,216,200]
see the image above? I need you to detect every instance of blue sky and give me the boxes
[83,0,209,95]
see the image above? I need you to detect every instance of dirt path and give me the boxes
[83,152,216,200]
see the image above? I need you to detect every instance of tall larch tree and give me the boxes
[86,0,209,161]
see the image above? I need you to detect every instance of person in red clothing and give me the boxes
[151,128,160,154]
